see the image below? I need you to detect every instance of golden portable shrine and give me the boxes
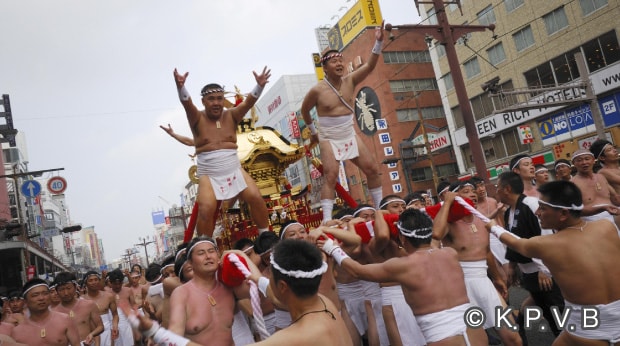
[185,92,323,249]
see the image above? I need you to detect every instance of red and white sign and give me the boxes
[47,176,68,194]
[26,265,36,280]
[289,112,300,138]
[518,125,534,144]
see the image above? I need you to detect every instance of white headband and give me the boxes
[176,261,189,279]
[201,87,225,96]
[571,150,593,162]
[379,199,406,210]
[535,167,548,174]
[538,199,584,211]
[406,198,421,207]
[160,264,174,274]
[511,156,529,171]
[555,162,571,169]
[452,182,473,193]
[148,274,163,284]
[438,186,450,195]
[280,222,305,239]
[353,206,376,217]
[23,283,49,298]
[396,222,433,239]
[270,253,328,279]
[175,248,187,262]
[187,240,218,257]
[338,214,354,221]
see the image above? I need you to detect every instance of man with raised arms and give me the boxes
[173,67,271,237]
[11,278,80,346]
[324,208,488,345]
[487,180,620,345]
[52,272,104,345]
[301,22,385,223]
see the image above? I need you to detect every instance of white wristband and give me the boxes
[250,84,264,98]
[142,321,160,338]
[258,277,270,297]
[152,326,191,346]
[490,225,520,240]
[177,85,190,101]
[330,247,350,266]
[308,123,318,135]
[371,40,383,55]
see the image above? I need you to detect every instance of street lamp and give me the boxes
[134,236,155,266]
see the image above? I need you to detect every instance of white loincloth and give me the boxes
[148,283,164,299]
[459,260,505,329]
[196,149,248,200]
[381,285,426,346]
[273,308,292,330]
[116,309,134,346]
[100,312,112,346]
[318,115,359,161]
[337,281,368,335]
[564,299,620,343]
[232,309,255,345]
[362,280,389,346]
[416,303,472,345]
[489,234,509,265]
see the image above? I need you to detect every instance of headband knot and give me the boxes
[396,222,433,239]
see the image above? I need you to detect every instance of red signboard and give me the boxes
[27,265,36,280]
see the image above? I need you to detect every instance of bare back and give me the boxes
[396,247,469,316]
[532,220,620,304]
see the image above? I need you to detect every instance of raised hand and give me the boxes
[159,124,174,135]
[253,66,271,87]
[375,20,385,41]
[173,68,189,88]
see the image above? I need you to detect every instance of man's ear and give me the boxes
[276,279,289,296]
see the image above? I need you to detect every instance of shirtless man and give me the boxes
[106,269,136,345]
[590,139,620,227]
[82,271,119,346]
[169,236,251,345]
[554,159,573,181]
[1,292,25,326]
[569,149,620,225]
[301,22,385,222]
[432,184,522,346]
[127,270,146,344]
[534,164,550,187]
[173,67,271,237]
[52,272,104,345]
[11,278,80,346]
[511,154,538,198]
[120,239,353,346]
[325,208,488,345]
[487,180,620,345]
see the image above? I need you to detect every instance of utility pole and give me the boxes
[134,237,155,266]
[387,0,496,182]
[414,91,440,189]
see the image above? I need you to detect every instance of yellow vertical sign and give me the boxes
[313,53,325,81]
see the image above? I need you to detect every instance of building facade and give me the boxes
[420,0,620,179]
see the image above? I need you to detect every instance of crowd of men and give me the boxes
[2,19,620,345]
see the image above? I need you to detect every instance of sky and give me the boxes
[0,0,421,262]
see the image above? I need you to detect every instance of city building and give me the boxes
[418,0,620,179]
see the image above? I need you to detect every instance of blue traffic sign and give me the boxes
[21,180,42,198]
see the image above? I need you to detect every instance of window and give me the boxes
[461,129,528,169]
[543,7,569,35]
[477,6,496,26]
[412,163,459,182]
[504,0,525,12]
[470,92,496,121]
[396,106,445,122]
[513,26,535,52]
[464,57,481,79]
[383,51,432,64]
[389,79,438,93]
[487,43,506,66]
[426,7,438,25]
[452,105,463,128]
[579,0,608,16]
[443,73,454,90]
[583,31,620,72]
[435,44,446,58]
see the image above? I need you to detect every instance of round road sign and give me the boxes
[47,176,68,194]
